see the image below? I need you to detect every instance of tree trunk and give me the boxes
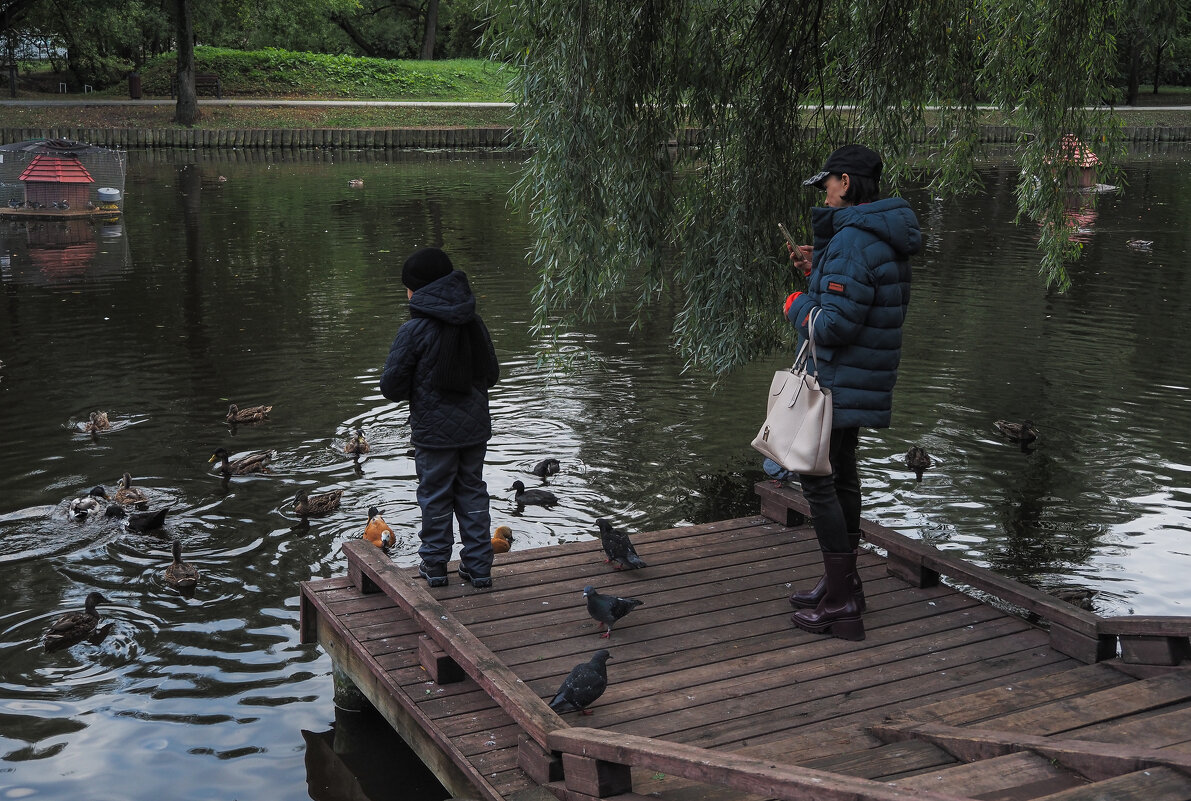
[1125,29,1141,106]
[1152,42,1163,94]
[420,0,439,60]
[173,0,200,125]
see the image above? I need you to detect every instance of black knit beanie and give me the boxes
[401,247,453,291]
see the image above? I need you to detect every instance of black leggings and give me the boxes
[798,427,861,553]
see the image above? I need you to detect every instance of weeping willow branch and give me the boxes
[485,0,1125,375]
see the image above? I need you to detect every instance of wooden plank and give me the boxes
[548,727,972,801]
[1065,705,1191,750]
[891,751,1083,799]
[1100,617,1191,636]
[799,740,953,780]
[980,671,1191,735]
[754,482,1101,637]
[342,539,567,748]
[869,720,1191,781]
[1028,766,1191,801]
[881,663,1131,726]
[305,596,500,801]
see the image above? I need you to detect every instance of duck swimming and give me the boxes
[209,447,273,476]
[162,540,199,593]
[113,472,149,507]
[81,411,110,434]
[345,428,370,458]
[508,480,558,509]
[226,403,272,424]
[70,486,109,518]
[531,458,561,479]
[363,506,395,551]
[905,447,932,482]
[106,503,170,532]
[43,591,109,651]
[294,488,343,519]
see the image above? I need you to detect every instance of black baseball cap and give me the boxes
[803,144,883,189]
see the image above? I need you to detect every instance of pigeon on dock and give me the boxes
[583,586,643,638]
[549,649,611,715]
[595,518,647,570]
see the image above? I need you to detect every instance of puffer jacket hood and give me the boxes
[409,270,477,326]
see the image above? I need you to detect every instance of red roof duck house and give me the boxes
[19,153,94,209]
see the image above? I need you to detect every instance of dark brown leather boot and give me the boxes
[789,534,863,611]
[791,551,866,641]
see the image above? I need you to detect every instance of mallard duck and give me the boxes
[1049,586,1096,611]
[162,539,199,592]
[43,591,109,651]
[531,458,561,479]
[209,447,273,476]
[905,447,932,482]
[106,503,170,532]
[294,488,343,519]
[363,506,395,551]
[112,472,149,507]
[345,428,370,457]
[226,403,272,424]
[70,486,109,518]
[508,480,558,509]
[492,525,514,554]
[994,419,1038,444]
[348,178,364,187]
[1125,239,1153,251]
[81,410,110,433]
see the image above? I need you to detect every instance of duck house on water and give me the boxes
[0,138,126,219]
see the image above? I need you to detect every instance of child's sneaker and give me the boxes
[418,561,448,588]
[457,564,492,589]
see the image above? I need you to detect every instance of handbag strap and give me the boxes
[793,307,822,375]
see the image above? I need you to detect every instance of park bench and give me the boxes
[170,73,222,99]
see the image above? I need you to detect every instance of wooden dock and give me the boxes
[299,482,1191,801]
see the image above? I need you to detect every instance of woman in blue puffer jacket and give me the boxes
[781,145,922,641]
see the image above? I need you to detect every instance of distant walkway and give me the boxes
[2,98,1190,112]
[1,98,514,108]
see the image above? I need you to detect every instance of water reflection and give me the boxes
[0,145,1187,800]
[0,217,129,286]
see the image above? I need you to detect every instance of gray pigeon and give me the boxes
[584,585,643,638]
[595,518,647,569]
[548,649,611,715]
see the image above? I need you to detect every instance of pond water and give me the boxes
[0,144,1188,799]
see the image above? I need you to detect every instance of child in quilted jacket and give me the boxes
[380,247,500,588]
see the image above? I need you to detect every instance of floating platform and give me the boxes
[299,482,1191,801]
[0,207,120,221]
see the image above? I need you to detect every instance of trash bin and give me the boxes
[128,72,141,100]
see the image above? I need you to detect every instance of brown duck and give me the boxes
[294,488,343,519]
[226,403,272,424]
[209,447,273,476]
[162,540,200,593]
[44,591,109,651]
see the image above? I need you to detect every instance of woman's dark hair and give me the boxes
[842,174,880,204]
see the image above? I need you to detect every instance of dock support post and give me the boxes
[332,661,368,712]
[419,635,466,684]
[561,753,632,798]
[1049,623,1116,663]
[517,734,563,784]
[348,559,379,594]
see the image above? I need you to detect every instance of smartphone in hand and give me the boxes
[777,222,797,247]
